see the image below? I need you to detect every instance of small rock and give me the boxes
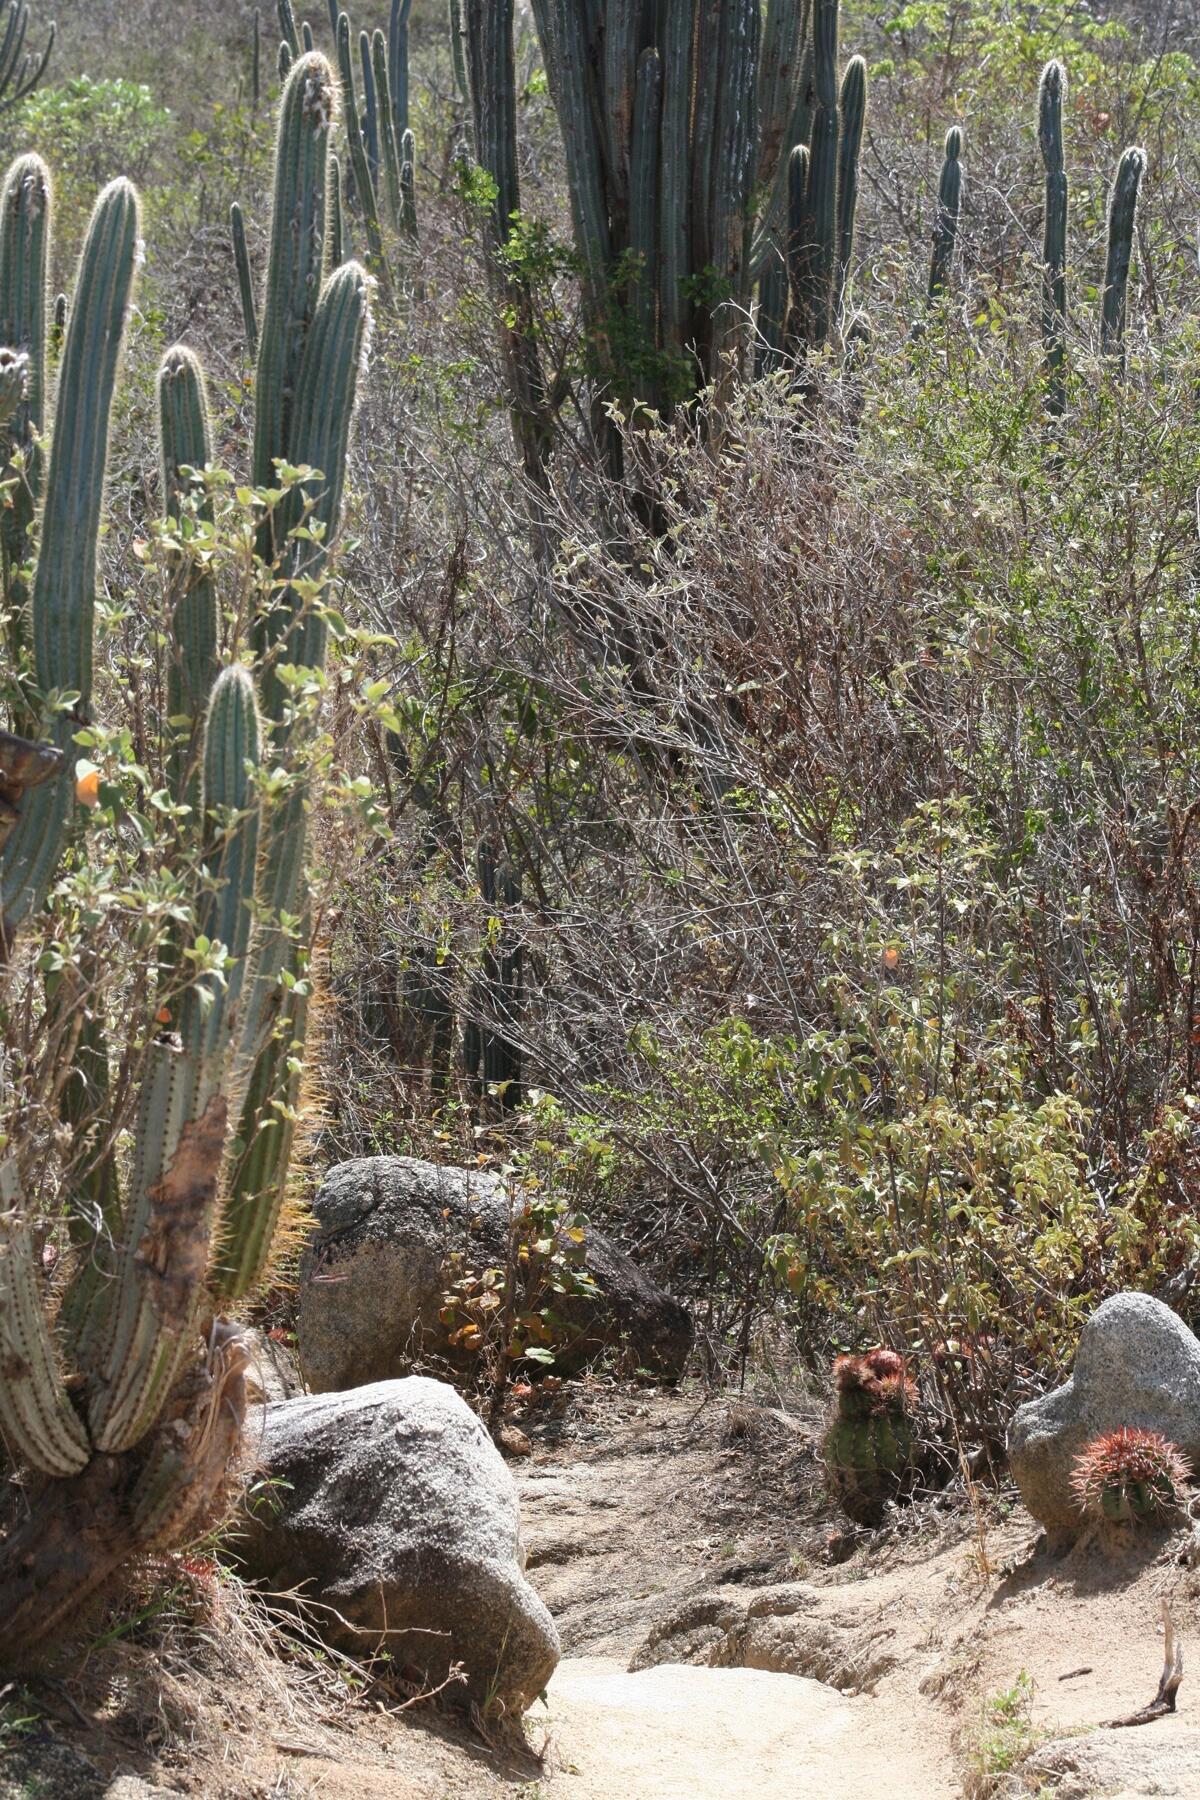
[295,1156,694,1392]
[234,1377,559,1716]
[1008,1293,1200,1542]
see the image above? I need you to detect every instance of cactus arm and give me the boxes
[658,0,692,360]
[278,38,293,81]
[537,0,611,302]
[373,28,403,233]
[927,124,963,301]
[0,152,49,672]
[449,0,470,106]
[784,140,808,341]
[399,126,418,242]
[795,0,838,346]
[757,0,810,190]
[329,152,350,264]
[709,0,761,363]
[629,46,662,357]
[389,0,412,138]
[358,28,380,187]
[0,3,53,112]
[1038,59,1068,417]
[334,14,393,307]
[87,668,263,1452]
[690,0,722,282]
[0,1199,91,1475]
[230,201,259,358]
[835,55,866,316]
[1101,145,1144,360]
[0,179,140,952]
[277,0,301,58]
[750,34,813,278]
[463,0,549,483]
[212,973,307,1302]
[252,52,335,499]
[603,0,640,245]
[158,346,218,768]
[755,238,788,374]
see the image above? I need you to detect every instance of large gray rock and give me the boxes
[296,1155,693,1392]
[1008,1293,1200,1541]
[235,1377,559,1715]
[1026,1726,1200,1797]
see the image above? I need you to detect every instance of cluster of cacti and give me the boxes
[1071,1427,1191,1523]
[1035,59,1146,410]
[823,1348,923,1526]
[523,0,852,414]
[0,51,370,1653]
[0,1,53,114]
[273,0,414,309]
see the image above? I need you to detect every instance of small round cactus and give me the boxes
[823,1348,922,1526]
[1071,1428,1192,1524]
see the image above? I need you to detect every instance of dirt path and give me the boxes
[542,1656,957,1799]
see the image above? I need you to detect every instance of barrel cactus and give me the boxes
[823,1349,923,1526]
[0,51,370,1656]
[1071,1428,1191,1524]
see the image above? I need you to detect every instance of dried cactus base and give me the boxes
[0,1324,248,1667]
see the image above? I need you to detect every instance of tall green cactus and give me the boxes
[462,0,551,487]
[793,0,838,347]
[0,152,49,688]
[1038,60,1068,418]
[927,125,963,301]
[0,53,371,1654]
[835,55,866,319]
[1101,145,1144,361]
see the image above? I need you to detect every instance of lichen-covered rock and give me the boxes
[295,1155,693,1392]
[1008,1293,1200,1543]
[234,1377,559,1715]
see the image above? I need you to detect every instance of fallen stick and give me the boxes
[1104,1599,1183,1728]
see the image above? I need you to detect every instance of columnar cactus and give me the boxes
[1038,60,1068,417]
[462,0,551,486]
[529,0,830,413]
[927,126,963,301]
[0,51,370,1653]
[229,200,258,357]
[0,1,54,114]
[0,152,49,689]
[823,1349,923,1526]
[835,55,866,318]
[1101,145,1145,361]
[791,0,839,348]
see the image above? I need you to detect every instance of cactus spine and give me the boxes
[0,53,370,1651]
[927,125,963,301]
[1038,60,1068,417]
[1101,145,1144,361]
